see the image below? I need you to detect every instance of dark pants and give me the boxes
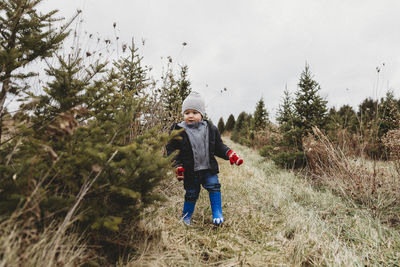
[184,171,221,202]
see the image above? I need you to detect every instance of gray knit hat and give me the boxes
[182,91,205,116]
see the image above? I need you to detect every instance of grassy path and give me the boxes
[128,138,400,266]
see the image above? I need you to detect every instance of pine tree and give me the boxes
[235,112,248,132]
[217,117,225,134]
[276,88,294,127]
[276,88,296,147]
[0,0,75,140]
[292,63,328,148]
[162,65,192,123]
[0,33,175,263]
[358,97,378,131]
[231,112,252,144]
[253,97,268,131]
[378,90,400,138]
[113,40,149,95]
[177,65,191,101]
[225,114,235,132]
[337,105,358,133]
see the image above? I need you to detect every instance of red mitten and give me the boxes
[176,166,185,181]
[227,150,243,166]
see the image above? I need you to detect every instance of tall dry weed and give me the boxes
[0,216,90,267]
[382,129,400,175]
[304,127,400,226]
[251,125,282,149]
[0,178,92,266]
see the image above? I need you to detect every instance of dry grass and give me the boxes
[126,138,400,266]
[304,127,400,227]
[0,180,92,266]
[4,135,399,266]
[382,129,400,175]
[0,215,90,267]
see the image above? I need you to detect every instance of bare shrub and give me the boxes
[251,125,282,149]
[329,128,365,157]
[304,127,400,226]
[382,129,400,175]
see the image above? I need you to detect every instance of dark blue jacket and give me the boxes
[166,120,230,177]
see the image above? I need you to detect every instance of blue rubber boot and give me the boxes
[209,192,224,225]
[182,201,196,225]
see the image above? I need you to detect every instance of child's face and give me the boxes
[183,109,202,124]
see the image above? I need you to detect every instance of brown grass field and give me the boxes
[125,138,400,266]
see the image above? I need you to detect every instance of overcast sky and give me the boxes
[38,0,400,123]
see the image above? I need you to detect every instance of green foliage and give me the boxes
[292,63,328,149]
[225,114,235,132]
[113,40,149,95]
[378,90,400,138]
[0,34,175,263]
[357,97,377,129]
[272,151,306,169]
[231,112,253,144]
[0,0,74,139]
[162,64,192,123]
[253,98,269,131]
[355,92,400,159]
[259,145,274,158]
[217,117,225,134]
[276,88,297,147]
[337,105,358,133]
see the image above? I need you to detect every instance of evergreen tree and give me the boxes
[253,97,268,131]
[337,105,358,133]
[113,40,149,95]
[225,114,235,131]
[162,65,192,123]
[217,117,225,134]
[235,112,248,132]
[276,88,294,127]
[177,65,191,101]
[0,0,74,140]
[231,112,252,144]
[357,97,378,131]
[0,35,174,263]
[378,90,400,138]
[276,88,296,147]
[292,63,328,148]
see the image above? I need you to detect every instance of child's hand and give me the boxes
[227,150,243,166]
[176,166,185,181]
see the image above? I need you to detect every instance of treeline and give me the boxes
[218,64,400,168]
[0,0,191,265]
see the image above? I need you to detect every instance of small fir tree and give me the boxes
[253,97,269,131]
[231,112,252,145]
[113,40,149,95]
[0,39,175,263]
[217,117,225,134]
[162,65,192,123]
[337,104,358,133]
[276,88,296,147]
[0,0,75,139]
[378,90,400,138]
[276,88,294,127]
[225,114,235,131]
[234,112,248,132]
[357,97,378,132]
[292,63,328,148]
[177,65,191,101]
